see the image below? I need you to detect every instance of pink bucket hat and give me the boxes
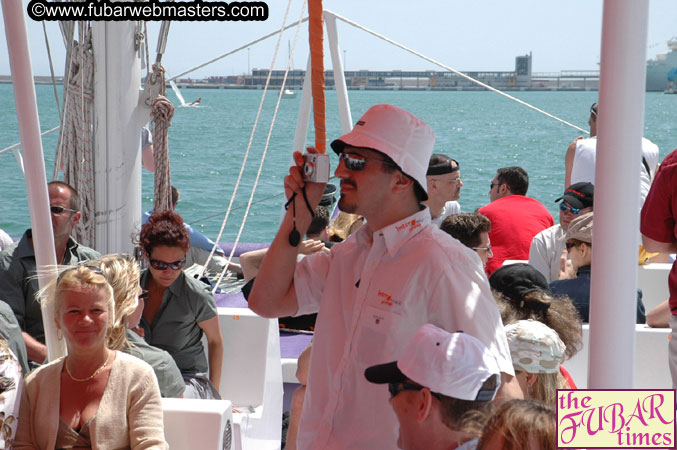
[330,104,435,200]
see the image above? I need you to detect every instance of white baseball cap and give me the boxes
[364,323,501,401]
[330,104,435,200]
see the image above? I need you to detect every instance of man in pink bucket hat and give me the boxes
[249,105,519,449]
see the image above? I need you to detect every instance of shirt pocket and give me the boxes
[355,305,402,366]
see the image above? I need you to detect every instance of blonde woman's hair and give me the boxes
[89,254,140,351]
[39,265,116,332]
[477,399,556,450]
[528,371,568,405]
[329,212,364,242]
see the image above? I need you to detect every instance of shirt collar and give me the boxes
[373,207,431,257]
[17,229,78,260]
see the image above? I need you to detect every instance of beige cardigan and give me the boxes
[14,351,168,449]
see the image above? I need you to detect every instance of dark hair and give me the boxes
[48,181,80,211]
[374,150,427,202]
[477,400,556,450]
[171,186,180,208]
[440,213,491,248]
[307,206,330,238]
[494,289,582,360]
[496,167,529,196]
[438,374,498,436]
[138,210,190,254]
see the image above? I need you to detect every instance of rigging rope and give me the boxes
[60,24,96,247]
[42,22,61,123]
[327,10,589,134]
[202,0,304,282]
[309,1,326,153]
[150,63,174,213]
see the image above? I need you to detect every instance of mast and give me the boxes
[91,21,147,255]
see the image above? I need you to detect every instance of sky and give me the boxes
[0,0,675,79]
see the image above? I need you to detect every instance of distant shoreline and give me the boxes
[0,76,600,92]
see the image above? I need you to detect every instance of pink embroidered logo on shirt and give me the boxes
[378,290,393,306]
[395,219,421,233]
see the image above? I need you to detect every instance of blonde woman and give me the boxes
[92,254,184,398]
[504,320,566,405]
[14,265,167,449]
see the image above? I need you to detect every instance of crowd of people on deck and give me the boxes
[0,99,673,449]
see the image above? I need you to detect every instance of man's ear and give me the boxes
[499,184,510,196]
[392,171,414,194]
[71,211,82,228]
[415,388,435,422]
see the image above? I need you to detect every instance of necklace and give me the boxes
[65,351,111,382]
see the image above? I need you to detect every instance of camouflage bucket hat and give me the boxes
[505,320,566,374]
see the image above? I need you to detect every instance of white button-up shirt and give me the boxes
[294,208,514,449]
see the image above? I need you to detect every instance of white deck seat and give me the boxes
[637,263,670,312]
[162,398,234,450]
[205,307,283,450]
[564,324,671,389]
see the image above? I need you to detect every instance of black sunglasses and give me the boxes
[50,205,77,215]
[339,152,397,171]
[388,382,441,400]
[56,264,104,285]
[149,257,186,271]
[565,241,582,251]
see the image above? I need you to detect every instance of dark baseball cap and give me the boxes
[555,182,594,210]
[426,154,459,176]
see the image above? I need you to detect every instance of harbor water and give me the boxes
[1,84,676,242]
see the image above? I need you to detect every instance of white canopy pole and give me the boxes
[588,0,649,388]
[2,0,67,360]
[324,11,352,135]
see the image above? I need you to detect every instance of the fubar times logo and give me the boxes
[557,389,676,448]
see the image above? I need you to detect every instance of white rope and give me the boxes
[42,22,61,123]
[201,0,302,283]
[167,17,309,83]
[0,126,60,156]
[150,64,174,212]
[61,24,96,247]
[212,0,307,290]
[327,10,589,135]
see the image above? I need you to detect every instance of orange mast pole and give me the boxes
[308,0,326,154]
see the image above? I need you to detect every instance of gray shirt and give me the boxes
[125,329,185,398]
[139,270,217,375]
[0,301,28,374]
[0,230,100,342]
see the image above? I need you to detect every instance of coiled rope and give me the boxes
[202,0,306,285]
[150,64,175,213]
[60,24,96,247]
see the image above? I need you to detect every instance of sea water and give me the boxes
[1,84,676,243]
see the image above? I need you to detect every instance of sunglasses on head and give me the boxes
[339,152,397,171]
[149,257,186,271]
[590,103,598,117]
[50,205,77,215]
[559,203,582,215]
[388,382,441,400]
[56,264,104,285]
